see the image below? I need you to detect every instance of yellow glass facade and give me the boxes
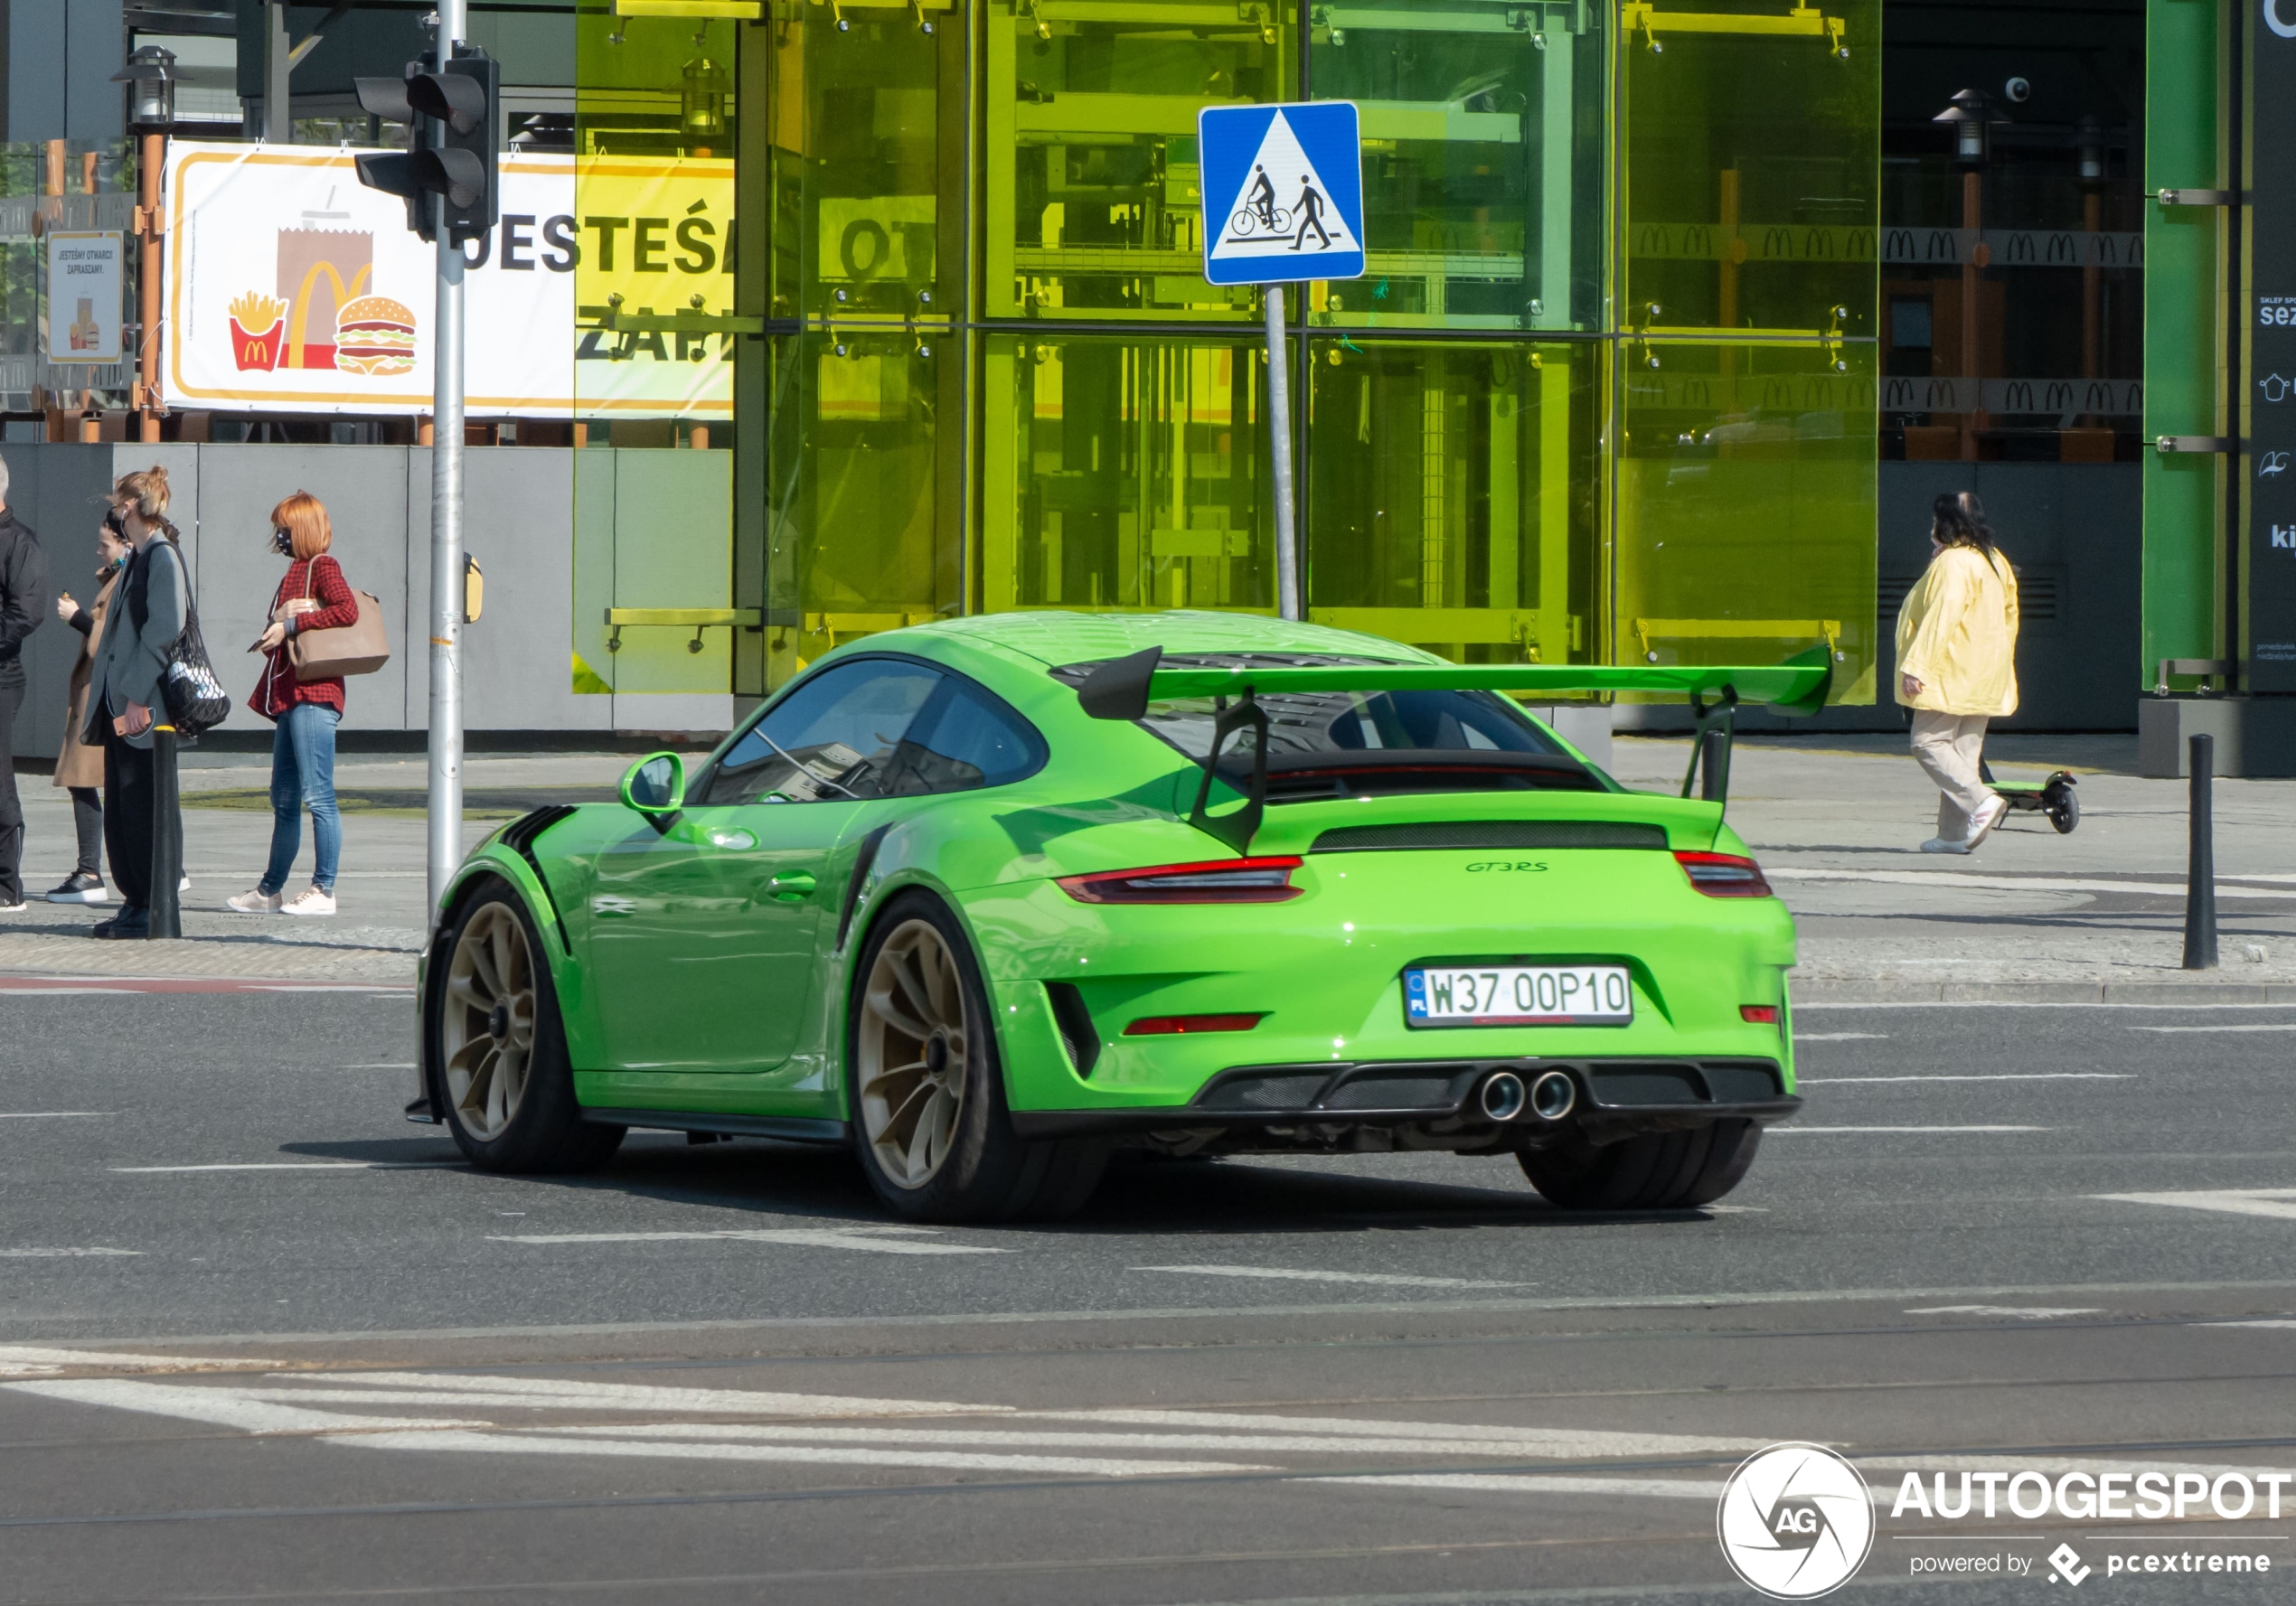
[575,0,1877,703]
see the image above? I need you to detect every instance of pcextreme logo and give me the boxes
[1717,1442,1876,1599]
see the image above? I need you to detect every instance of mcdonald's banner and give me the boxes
[164,140,733,418]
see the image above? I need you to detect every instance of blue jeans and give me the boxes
[261,703,340,895]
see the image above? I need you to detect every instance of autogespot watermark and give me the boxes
[1717,1443,1877,1599]
[1719,1444,2288,1594]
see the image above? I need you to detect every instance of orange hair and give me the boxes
[270,491,332,561]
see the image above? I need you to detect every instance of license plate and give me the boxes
[1404,964,1633,1027]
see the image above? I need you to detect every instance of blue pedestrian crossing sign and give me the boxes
[1198,101,1365,286]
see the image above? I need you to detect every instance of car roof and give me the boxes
[894,610,1447,669]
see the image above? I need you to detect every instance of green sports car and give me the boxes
[409,611,1823,1221]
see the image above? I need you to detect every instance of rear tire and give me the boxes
[431,882,624,1173]
[1518,1120,1762,1210]
[848,891,1106,1223]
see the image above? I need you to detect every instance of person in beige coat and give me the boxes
[46,512,129,903]
[1895,491,2019,855]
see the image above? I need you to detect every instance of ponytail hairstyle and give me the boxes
[1931,490,2002,573]
[111,465,176,542]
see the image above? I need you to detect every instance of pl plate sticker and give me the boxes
[1717,1442,1876,1599]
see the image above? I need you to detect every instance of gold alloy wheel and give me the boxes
[856,918,970,1189]
[442,902,538,1141]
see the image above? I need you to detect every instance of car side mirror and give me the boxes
[620,751,685,817]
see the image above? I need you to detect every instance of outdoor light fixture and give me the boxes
[2075,114,2105,183]
[1934,88,1993,165]
[112,43,179,131]
[681,55,729,142]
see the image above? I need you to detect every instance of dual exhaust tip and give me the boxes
[1478,1068,1576,1124]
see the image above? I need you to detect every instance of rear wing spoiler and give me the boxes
[1073,645,1832,849]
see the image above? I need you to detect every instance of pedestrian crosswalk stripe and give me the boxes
[2094,1188,2296,1221]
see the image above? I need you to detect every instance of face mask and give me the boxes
[270,527,294,557]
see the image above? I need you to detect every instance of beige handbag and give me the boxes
[283,559,391,681]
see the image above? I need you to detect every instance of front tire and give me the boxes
[431,883,623,1173]
[1518,1120,1761,1210]
[848,891,1105,1223]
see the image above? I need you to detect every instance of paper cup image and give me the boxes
[229,291,286,372]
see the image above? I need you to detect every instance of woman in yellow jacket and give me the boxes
[1895,492,2018,853]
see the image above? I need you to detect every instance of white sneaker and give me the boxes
[280,886,336,917]
[1919,836,1971,855]
[1964,794,2011,850]
[0,899,26,915]
[227,888,283,914]
[179,875,192,894]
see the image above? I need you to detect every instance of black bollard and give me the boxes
[2181,732,2216,971]
[147,723,182,939]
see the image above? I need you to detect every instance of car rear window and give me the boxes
[1051,653,1599,801]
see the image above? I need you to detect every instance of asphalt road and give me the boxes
[4,991,2294,1604]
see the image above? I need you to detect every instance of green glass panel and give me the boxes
[1303,337,1600,663]
[1613,339,1877,701]
[979,332,1276,611]
[767,7,961,323]
[766,333,962,687]
[1617,0,1878,339]
[571,12,744,697]
[1309,0,1604,333]
[983,0,1295,321]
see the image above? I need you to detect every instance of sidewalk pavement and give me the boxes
[1,732,2288,1000]
[1606,731,2296,1003]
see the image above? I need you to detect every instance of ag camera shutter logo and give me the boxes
[1717,1442,1876,1599]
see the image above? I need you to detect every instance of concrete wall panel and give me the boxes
[188,444,412,735]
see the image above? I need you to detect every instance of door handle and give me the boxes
[767,870,817,903]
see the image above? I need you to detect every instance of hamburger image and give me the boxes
[333,295,418,376]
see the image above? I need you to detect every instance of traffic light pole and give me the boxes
[426,0,467,925]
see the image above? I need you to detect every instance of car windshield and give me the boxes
[1051,653,1597,801]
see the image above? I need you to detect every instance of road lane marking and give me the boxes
[1904,1305,2103,1320]
[5,1379,486,1434]
[1793,1032,1889,1041]
[1768,1125,2047,1133]
[1132,1264,1527,1290]
[318,1372,1012,1418]
[110,1162,458,1173]
[1796,1074,2128,1087]
[0,1347,280,1378]
[489,1229,1004,1256]
[1769,868,2296,899]
[1024,1408,1761,1458]
[1794,1074,2128,1085]
[2094,1188,2296,1222]
[0,1111,115,1119]
[1322,1472,1723,1499]
[2200,1320,2296,1329]
[0,1247,141,1259]
[343,1428,1272,1477]
[2129,1024,2296,1034]
[0,978,413,995]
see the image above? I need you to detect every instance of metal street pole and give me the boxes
[427,0,468,925]
[1263,285,1299,621]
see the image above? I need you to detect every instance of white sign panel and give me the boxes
[163,141,734,418]
[46,230,125,364]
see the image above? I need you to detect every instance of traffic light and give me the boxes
[353,50,500,246]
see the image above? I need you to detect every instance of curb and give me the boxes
[1794,978,2296,1005]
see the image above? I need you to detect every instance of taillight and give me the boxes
[1057,857,1303,905]
[1674,850,1773,898]
[1740,1004,1780,1024]
[1124,1013,1266,1036]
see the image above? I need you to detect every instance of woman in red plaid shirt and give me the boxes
[229,492,353,917]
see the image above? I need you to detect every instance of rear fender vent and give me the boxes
[1043,981,1102,1077]
[1312,820,1670,853]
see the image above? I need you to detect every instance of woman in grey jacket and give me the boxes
[81,465,186,939]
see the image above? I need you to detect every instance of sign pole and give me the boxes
[427,0,468,926]
[1264,285,1299,621]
